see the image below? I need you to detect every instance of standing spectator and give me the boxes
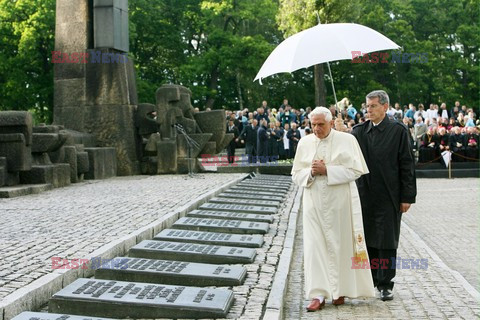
[438,103,449,119]
[403,117,415,150]
[256,119,268,163]
[240,119,258,163]
[255,107,269,124]
[226,119,239,164]
[386,104,396,118]
[268,108,277,124]
[404,104,416,120]
[394,103,403,121]
[414,104,427,121]
[283,123,290,159]
[413,116,427,150]
[329,105,338,119]
[281,105,294,127]
[287,122,301,159]
[352,90,416,301]
[267,122,279,161]
[274,121,286,160]
[425,104,438,122]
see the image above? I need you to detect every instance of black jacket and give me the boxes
[240,124,258,145]
[352,117,417,249]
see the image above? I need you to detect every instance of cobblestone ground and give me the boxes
[402,178,479,292]
[284,178,480,319]
[0,173,245,301]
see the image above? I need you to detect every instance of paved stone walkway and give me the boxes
[0,174,244,301]
[284,178,480,319]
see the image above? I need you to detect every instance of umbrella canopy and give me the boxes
[254,23,400,84]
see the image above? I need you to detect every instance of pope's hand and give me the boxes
[400,203,411,213]
[311,160,327,176]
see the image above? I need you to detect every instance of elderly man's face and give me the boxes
[310,114,333,139]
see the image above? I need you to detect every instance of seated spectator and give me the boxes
[456,113,466,127]
[446,117,455,132]
[464,126,479,162]
[437,127,450,165]
[419,126,439,163]
[449,126,466,162]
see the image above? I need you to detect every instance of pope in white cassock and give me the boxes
[291,106,375,312]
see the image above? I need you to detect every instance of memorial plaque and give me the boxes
[243,178,288,185]
[187,209,273,223]
[129,240,256,264]
[234,184,289,192]
[199,202,277,215]
[154,229,264,248]
[218,192,284,202]
[49,278,234,319]
[12,312,115,320]
[95,257,247,286]
[229,186,285,195]
[208,197,280,208]
[223,189,283,197]
[172,217,269,234]
[252,176,291,181]
[238,182,290,191]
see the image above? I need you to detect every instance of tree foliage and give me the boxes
[0,0,478,122]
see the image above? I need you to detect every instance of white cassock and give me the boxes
[291,129,375,300]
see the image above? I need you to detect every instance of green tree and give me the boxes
[0,0,56,123]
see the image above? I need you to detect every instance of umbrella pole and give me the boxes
[326,61,339,110]
[316,13,339,111]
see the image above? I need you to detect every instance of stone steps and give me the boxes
[13,174,293,319]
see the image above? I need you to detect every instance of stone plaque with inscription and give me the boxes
[208,197,280,208]
[229,186,284,195]
[172,217,269,234]
[129,240,256,264]
[241,178,290,185]
[95,257,247,286]
[218,192,284,202]
[187,209,273,223]
[238,182,290,191]
[11,312,115,320]
[234,183,289,192]
[199,202,277,215]
[223,189,283,197]
[154,229,264,248]
[49,278,234,319]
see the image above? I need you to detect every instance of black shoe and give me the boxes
[380,289,393,301]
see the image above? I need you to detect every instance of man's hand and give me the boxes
[311,160,327,176]
[400,203,411,213]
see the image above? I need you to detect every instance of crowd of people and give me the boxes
[223,98,480,165]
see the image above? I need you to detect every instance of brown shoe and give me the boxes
[306,298,325,312]
[332,296,345,305]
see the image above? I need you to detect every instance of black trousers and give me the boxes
[367,246,397,290]
[227,144,235,163]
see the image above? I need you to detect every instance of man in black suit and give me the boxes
[240,119,258,163]
[226,119,239,163]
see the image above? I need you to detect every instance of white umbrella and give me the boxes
[254,23,400,105]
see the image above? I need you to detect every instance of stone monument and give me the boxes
[53,0,139,176]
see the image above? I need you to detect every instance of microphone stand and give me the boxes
[174,124,200,177]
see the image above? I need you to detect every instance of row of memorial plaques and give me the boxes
[35,175,293,319]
